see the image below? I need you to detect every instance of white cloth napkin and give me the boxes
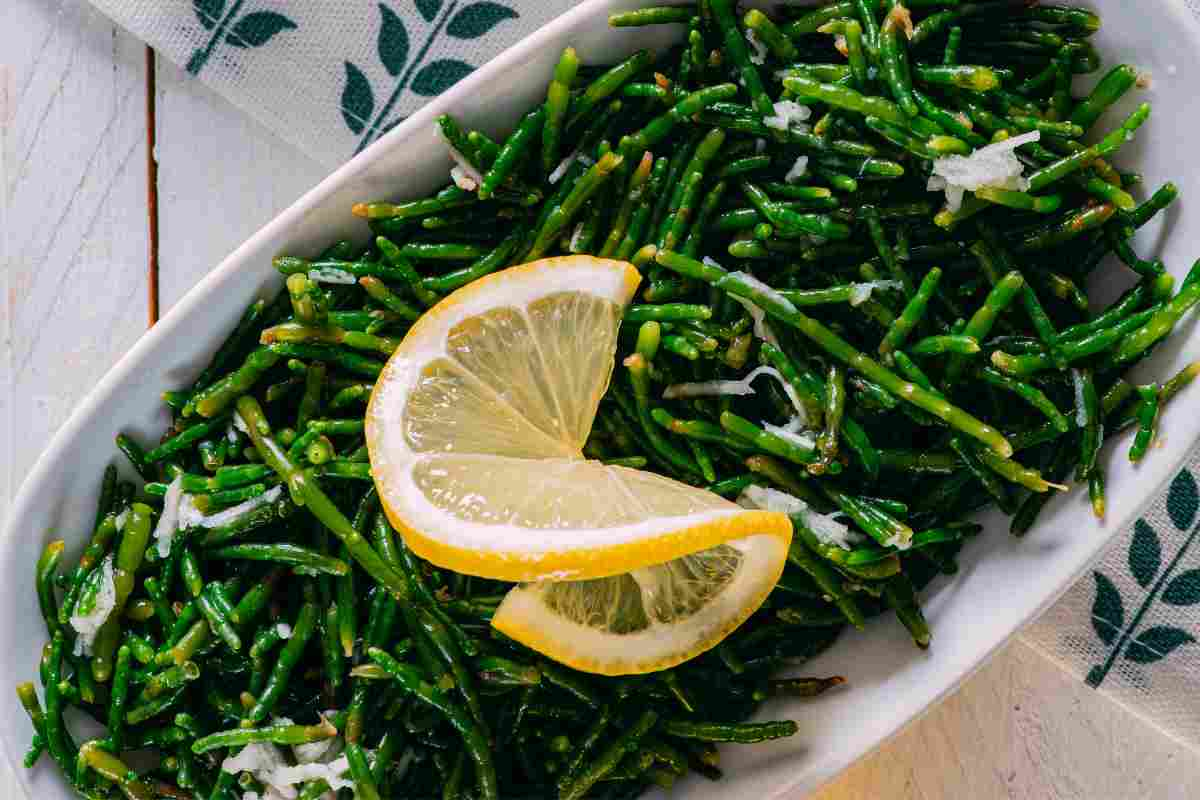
[82,0,1200,749]
[87,0,582,166]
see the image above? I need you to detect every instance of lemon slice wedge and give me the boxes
[365,255,791,582]
[492,535,789,675]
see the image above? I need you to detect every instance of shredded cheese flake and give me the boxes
[549,153,575,184]
[763,100,812,132]
[763,422,816,451]
[276,623,294,640]
[1073,369,1089,427]
[153,475,184,558]
[849,280,904,307]
[664,365,808,426]
[730,295,780,347]
[738,486,857,549]
[180,486,285,532]
[785,155,809,184]
[730,271,798,314]
[70,555,116,655]
[307,268,357,285]
[569,222,587,252]
[744,29,768,65]
[928,131,1041,212]
[223,739,351,800]
[450,165,478,191]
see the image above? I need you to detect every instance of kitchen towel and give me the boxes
[81,0,1200,750]
[86,0,583,166]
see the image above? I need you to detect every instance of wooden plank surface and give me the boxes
[153,55,326,316]
[1,0,148,545]
[3,1,1200,797]
[1,3,148,792]
[814,640,1200,799]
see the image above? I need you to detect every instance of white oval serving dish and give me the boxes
[4,1,1200,797]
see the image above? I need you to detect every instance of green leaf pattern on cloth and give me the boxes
[1074,469,1200,690]
[331,1,520,155]
[377,4,411,76]
[187,1,298,75]
[411,58,474,96]
[341,62,376,136]
[1129,520,1162,589]
[447,2,520,39]
[1091,572,1125,647]
[96,0,564,166]
[226,11,297,48]
[193,0,225,30]
[416,0,443,23]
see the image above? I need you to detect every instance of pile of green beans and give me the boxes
[20,2,1200,798]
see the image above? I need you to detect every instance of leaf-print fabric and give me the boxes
[1028,467,1200,747]
[86,0,578,166]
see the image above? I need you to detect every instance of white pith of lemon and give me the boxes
[492,534,789,675]
[364,255,792,672]
[365,255,792,582]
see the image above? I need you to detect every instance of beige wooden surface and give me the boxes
[3,1,1200,798]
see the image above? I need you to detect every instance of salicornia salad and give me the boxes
[18,2,1200,799]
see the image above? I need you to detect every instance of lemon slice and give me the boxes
[492,536,789,675]
[365,255,791,582]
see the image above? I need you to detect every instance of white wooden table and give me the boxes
[3,1,1199,797]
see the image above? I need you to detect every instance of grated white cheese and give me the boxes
[153,475,184,558]
[306,268,357,285]
[785,155,809,184]
[177,493,207,531]
[1073,369,1088,427]
[69,555,116,655]
[730,295,780,347]
[569,222,587,252]
[662,379,757,400]
[738,485,857,549]
[731,271,798,314]
[833,34,848,57]
[113,509,129,531]
[276,623,294,641]
[436,125,483,189]
[763,422,816,451]
[664,365,808,426]
[548,152,577,184]
[449,165,478,192]
[763,100,812,132]
[226,422,241,445]
[179,486,285,532]
[779,415,805,434]
[293,734,341,765]
[849,280,904,307]
[928,131,1041,212]
[744,29,768,65]
[263,757,353,798]
[224,737,350,800]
